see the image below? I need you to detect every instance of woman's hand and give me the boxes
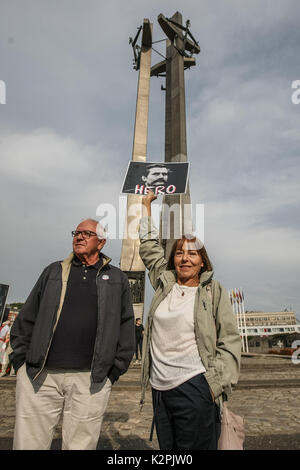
[142,191,157,217]
[142,191,157,206]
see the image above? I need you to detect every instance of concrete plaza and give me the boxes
[0,354,299,450]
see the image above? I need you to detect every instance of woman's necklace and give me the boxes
[178,285,186,296]
[176,282,198,296]
[175,283,198,297]
[168,284,198,310]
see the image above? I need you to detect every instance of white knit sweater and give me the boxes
[150,283,206,391]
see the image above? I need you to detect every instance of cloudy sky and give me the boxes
[0,0,300,321]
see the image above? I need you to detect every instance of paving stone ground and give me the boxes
[1,354,300,450]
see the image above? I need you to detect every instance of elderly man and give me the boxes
[9,218,135,450]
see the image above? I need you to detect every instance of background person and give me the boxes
[135,318,144,363]
[9,218,135,450]
[138,192,241,450]
[0,320,11,377]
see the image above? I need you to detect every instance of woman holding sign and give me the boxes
[139,192,241,450]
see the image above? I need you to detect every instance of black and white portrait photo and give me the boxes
[121,161,190,195]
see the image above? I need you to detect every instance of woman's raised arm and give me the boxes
[139,192,168,289]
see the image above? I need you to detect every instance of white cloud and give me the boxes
[0,129,126,302]
[202,199,300,315]
[0,129,92,187]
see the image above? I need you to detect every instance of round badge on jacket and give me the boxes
[102,275,109,280]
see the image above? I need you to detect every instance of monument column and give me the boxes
[120,19,152,321]
[158,12,199,259]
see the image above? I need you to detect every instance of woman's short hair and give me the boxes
[167,235,213,276]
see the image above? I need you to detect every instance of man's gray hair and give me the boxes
[79,218,107,240]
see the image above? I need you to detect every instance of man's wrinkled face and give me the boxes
[142,167,169,186]
[73,220,106,258]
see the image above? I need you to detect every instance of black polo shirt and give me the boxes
[46,255,102,369]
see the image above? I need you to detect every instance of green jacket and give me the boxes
[139,217,241,415]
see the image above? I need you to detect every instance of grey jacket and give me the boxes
[139,217,241,414]
[10,252,135,383]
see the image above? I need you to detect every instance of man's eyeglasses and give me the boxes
[71,230,98,239]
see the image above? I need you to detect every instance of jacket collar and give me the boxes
[61,252,112,270]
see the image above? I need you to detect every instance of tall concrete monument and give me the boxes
[121,13,200,320]
[153,12,200,260]
[120,19,152,320]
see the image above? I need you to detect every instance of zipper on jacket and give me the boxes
[90,263,109,380]
[32,255,75,381]
[140,316,153,409]
[194,287,209,368]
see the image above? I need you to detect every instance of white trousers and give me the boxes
[13,364,112,450]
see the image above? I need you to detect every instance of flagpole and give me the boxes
[231,289,236,325]
[232,289,239,343]
[228,290,237,331]
[238,288,246,353]
[235,288,245,352]
[241,289,249,353]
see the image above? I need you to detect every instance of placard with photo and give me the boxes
[121,161,190,195]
